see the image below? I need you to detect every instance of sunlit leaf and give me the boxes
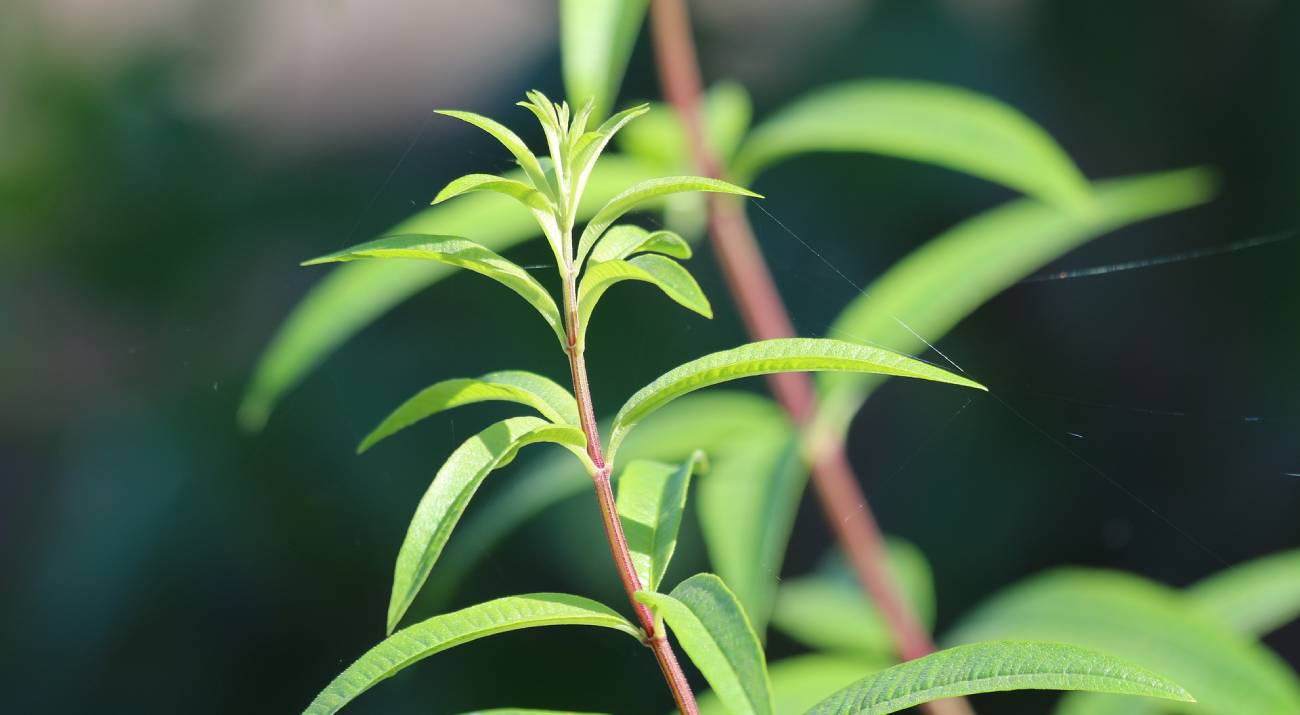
[616,452,706,591]
[239,156,660,432]
[560,0,648,122]
[947,569,1300,715]
[608,338,985,461]
[590,225,692,263]
[433,173,554,212]
[569,104,651,215]
[576,175,760,267]
[357,371,579,454]
[388,417,587,634]
[302,234,566,347]
[305,593,638,715]
[805,640,1192,715]
[700,654,887,715]
[435,109,553,201]
[637,574,774,715]
[815,168,1216,438]
[731,79,1091,211]
[577,254,711,346]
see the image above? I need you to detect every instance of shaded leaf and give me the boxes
[805,640,1192,715]
[388,417,587,633]
[608,338,985,461]
[637,574,774,715]
[433,173,554,212]
[305,593,638,715]
[618,81,753,169]
[701,654,887,715]
[577,254,711,346]
[616,452,707,591]
[560,0,647,122]
[461,711,608,715]
[732,79,1091,211]
[357,371,579,454]
[590,225,692,263]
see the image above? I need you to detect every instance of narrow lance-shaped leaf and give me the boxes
[815,168,1216,439]
[238,156,661,431]
[731,79,1092,211]
[590,225,692,263]
[357,371,580,454]
[699,654,889,715]
[435,109,553,201]
[305,593,639,715]
[387,417,588,634]
[637,574,774,715]
[577,254,711,347]
[616,452,707,591]
[302,234,567,349]
[568,103,651,215]
[433,173,555,212]
[804,641,1193,715]
[575,176,760,267]
[459,710,609,715]
[560,0,647,122]
[607,338,985,462]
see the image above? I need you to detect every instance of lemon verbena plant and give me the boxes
[299,92,1194,715]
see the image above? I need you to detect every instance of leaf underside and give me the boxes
[616,452,706,591]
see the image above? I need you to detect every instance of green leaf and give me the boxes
[560,0,648,122]
[238,155,659,432]
[637,574,774,715]
[804,640,1192,715]
[577,254,711,346]
[608,338,985,461]
[616,452,707,591]
[618,81,754,170]
[460,710,608,715]
[947,569,1300,715]
[387,417,587,634]
[815,168,1216,438]
[701,654,887,715]
[770,539,933,659]
[1188,548,1300,636]
[569,104,651,216]
[305,593,638,715]
[435,109,553,201]
[433,173,555,212]
[575,175,760,267]
[357,371,580,454]
[731,79,1091,211]
[590,224,692,263]
[301,234,567,349]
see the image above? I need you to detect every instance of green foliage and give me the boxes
[618,81,754,170]
[577,253,711,347]
[700,654,886,715]
[433,173,556,212]
[560,0,646,122]
[616,453,706,591]
[638,574,774,715]
[305,593,638,715]
[1188,548,1300,635]
[804,641,1193,715]
[588,225,692,263]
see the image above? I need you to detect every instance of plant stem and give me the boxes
[647,2,973,714]
[562,267,700,715]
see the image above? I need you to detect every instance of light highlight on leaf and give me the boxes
[589,225,692,263]
[434,173,555,212]
[616,452,707,591]
[577,254,711,346]
[559,0,647,122]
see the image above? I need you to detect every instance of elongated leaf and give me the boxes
[433,173,554,212]
[302,234,566,349]
[577,254,711,346]
[637,574,774,715]
[771,539,933,659]
[701,654,888,715]
[1188,548,1300,635]
[618,81,753,170]
[305,593,638,715]
[576,176,760,267]
[435,110,552,200]
[815,168,1216,438]
[569,104,651,215]
[388,417,587,633]
[239,156,660,432]
[805,640,1191,715]
[590,225,692,263]
[358,371,579,454]
[947,569,1300,715]
[616,452,706,591]
[560,0,647,122]
[608,338,985,461]
[461,710,608,715]
[731,79,1091,210]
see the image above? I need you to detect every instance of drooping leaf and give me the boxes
[608,338,985,461]
[238,155,660,431]
[770,539,933,659]
[590,225,692,263]
[616,452,707,591]
[637,574,774,715]
[1187,548,1300,635]
[577,254,711,346]
[433,173,555,212]
[305,593,638,715]
[815,168,1216,438]
[435,109,553,201]
[575,176,760,267]
[357,371,579,454]
[617,81,754,170]
[302,234,566,350]
[804,640,1192,715]
[387,417,587,633]
[947,569,1300,715]
[559,0,648,122]
[731,79,1092,211]
[700,654,888,715]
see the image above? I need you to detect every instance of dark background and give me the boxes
[3,0,1297,712]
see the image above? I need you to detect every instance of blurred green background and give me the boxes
[3,0,1298,712]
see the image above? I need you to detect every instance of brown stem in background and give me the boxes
[649,2,973,714]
